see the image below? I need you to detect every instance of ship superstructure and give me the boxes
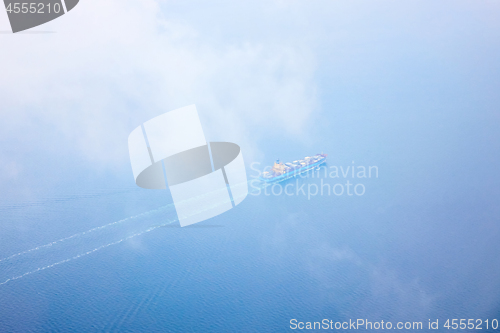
[260,153,327,183]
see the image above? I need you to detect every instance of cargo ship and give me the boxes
[260,153,327,183]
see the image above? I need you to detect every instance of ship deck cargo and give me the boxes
[260,153,327,183]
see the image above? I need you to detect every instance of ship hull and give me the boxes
[260,157,327,183]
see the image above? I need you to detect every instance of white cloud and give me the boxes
[0,0,318,175]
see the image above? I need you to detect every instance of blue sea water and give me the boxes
[1,117,499,332]
[1,66,500,331]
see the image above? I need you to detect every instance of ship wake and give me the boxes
[0,180,261,287]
